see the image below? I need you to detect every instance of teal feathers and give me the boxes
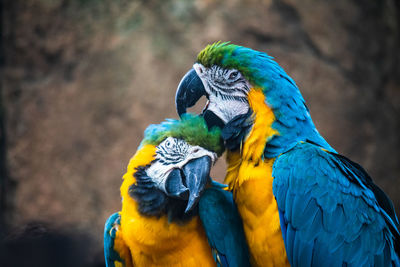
[273,141,400,266]
[104,213,125,267]
[199,181,250,267]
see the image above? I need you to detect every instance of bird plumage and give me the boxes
[175,42,400,266]
[273,141,400,266]
[104,115,249,267]
[199,181,251,267]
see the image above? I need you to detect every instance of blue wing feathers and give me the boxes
[273,141,400,266]
[297,237,313,266]
[104,212,125,267]
[292,224,302,266]
[199,185,250,267]
[285,224,295,262]
[332,152,400,257]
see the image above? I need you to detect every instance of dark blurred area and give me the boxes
[0,223,104,267]
[1,0,400,266]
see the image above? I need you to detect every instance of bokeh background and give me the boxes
[1,0,400,266]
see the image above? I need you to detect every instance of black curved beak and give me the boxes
[182,156,212,213]
[175,68,207,117]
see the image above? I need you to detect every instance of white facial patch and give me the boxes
[206,96,249,124]
[145,137,217,192]
[193,63,251,123]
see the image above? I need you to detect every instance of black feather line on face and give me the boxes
[129,165,198,223]
[207,80,248,103]
[156,140,188,165]
[206,65,249,102]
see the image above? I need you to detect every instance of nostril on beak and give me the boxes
[192,148,200,153]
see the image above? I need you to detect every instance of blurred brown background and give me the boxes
[1,0,400,266]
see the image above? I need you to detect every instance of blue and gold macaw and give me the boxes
[104,114,250,267]
[175,42,400,266]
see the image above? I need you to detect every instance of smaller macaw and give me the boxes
[104,114,250,267]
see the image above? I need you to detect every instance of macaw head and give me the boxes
[128,114,223,221]
[176,42,332,157]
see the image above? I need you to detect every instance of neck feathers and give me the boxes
[224,86,332,189]
[225,88,277,189]
[242,88,278,162]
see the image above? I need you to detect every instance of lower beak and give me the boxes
[202,109,226,130]
[165,168,189,199]
[182,156,212,213]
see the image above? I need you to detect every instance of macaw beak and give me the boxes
[175,68,207,117]
[175,68,225,129]
[183,156,212,213]
[164,156,212,213]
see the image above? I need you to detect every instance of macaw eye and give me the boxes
[163,137,176,149]
[228,70,239,80]
[165,141,172,148]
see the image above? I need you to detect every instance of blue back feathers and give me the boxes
[273,142,400,266]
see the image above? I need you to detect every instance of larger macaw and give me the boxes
[175,42,400,266]
[104,114,250,267]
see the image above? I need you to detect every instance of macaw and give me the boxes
[175,42,400,266]
[104,114,250,267]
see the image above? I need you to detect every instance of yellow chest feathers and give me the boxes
[225,89,289,267]
[119,145,216,267]
[226,154,289,267]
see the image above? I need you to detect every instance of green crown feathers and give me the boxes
[197,41,236,68]
[196,41,267,86]
[140,114,224,156]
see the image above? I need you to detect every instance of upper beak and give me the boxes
[175,68,225,130]
[175,68,207,117]
[182,156,212,213]
[164,156,212,213]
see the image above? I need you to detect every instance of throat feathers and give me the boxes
[225,88,289,267]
